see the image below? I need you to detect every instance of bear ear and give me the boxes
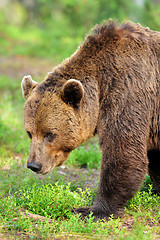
[21,75,38,100]
[61,79,84,108]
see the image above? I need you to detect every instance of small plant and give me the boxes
[67,143,102,169]
[15,182,93,220]
[127,184,160,212]
[141,174,153,192]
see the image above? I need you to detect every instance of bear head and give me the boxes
[21,75,87,174]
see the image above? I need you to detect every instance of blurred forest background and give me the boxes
[0,0,160,62]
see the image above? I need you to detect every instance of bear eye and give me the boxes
[64,147,72,153]
[27,131,32,139]
[44,132,56,143]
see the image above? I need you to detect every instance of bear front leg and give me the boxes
[73,123,148,221]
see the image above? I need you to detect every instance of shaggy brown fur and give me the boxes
[21,20,160,220]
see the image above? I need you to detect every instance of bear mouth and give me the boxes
[40,164,55,175]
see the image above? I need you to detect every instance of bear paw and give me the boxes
[71,207,109,221]
[72,207,91,217]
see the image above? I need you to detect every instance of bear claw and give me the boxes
[71,207,92,218]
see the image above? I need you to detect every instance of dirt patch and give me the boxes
[50,165,100,190]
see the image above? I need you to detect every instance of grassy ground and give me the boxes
[0,55,160,240]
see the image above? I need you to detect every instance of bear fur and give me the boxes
[21,20,160,220]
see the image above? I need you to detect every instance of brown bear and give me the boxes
[21,20,160,221]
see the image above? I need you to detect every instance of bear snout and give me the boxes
[27,162,42,172]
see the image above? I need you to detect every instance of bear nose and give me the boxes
[27,162,42,172]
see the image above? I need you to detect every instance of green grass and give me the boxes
[0,75,30,156]
[0,18,81,62]
[67,143,102,169]
[0,177,160,239]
